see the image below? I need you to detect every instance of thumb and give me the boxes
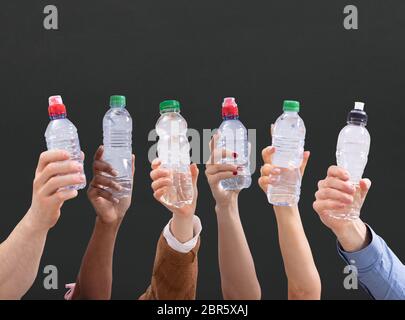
[190,163,199,186]
[359,178,372,200]
[300,151,311,176]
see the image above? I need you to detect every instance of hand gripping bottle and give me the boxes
[216,97,251,190]
[267,100,305,206]
[103,95,133,198]
[156,100,193,207]
[45,95,86,190]
[329,102,370,220]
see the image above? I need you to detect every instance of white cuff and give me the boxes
[163,215,202,253]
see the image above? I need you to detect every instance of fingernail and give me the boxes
[112,170,119,176]
[79,175,85,182]
[113,198,120,204]
[232,152,237,158]
[233,171,237,176]
[272,168,281,174]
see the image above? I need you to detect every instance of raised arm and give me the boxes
[314,165,405,300]
[70,146,134,300]
[0,150,83,299]
[205,135,261,300]
[259,146,321,300]
[140,158,201,300]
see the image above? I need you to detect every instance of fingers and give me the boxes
[93,159,118,176]
[327,165,350,181]
[261,146,275,164]
[150,167,170,181]
[318,177,355,195]
[360,178,372,199]
[313,199,345,215]
[88,186,119,204]
[153,187,167,202]
[208,148,236,164]
[52,189,79,203]
[190,163,199,185]
[208,133,220,153]
[36,160,83,187]
[207,171,235,185]
[151,158,161,170]
[132,154,136,177]
[42,174,85,195]
[315,188,354,204]
[205,164,238,175]
[91,175,122,192]
[260,163,280,178]
[258,176,270,193]
[300,151,310,175]
[151,177,172,192]
[94,145,104,161]
[36,150,70,173]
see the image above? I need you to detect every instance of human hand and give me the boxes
[28,150,85,230]
[87,146,135,224]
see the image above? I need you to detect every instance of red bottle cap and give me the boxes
[48,95,67,118]
[222,97,239,118]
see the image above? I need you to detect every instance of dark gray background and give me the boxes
[0,0,403,300]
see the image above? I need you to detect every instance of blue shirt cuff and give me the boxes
[337,225,384,272]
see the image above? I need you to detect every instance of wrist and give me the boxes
[95,216,122,232]
[215,194,239,216]
[24,207,52,234]
[273,205,300,218]
[171,214,195,243]
[334,219,371,253]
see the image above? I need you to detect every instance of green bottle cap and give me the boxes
[283,100,300,112]
[110,95,126,108]
[159,100,180,112]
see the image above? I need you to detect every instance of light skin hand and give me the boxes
[0,150,84,299]
[313,165,372,252]
[27,149,85,230]
[205,134,261,300]
[150,159,199,243]
[258,144,321,300]
[205,133,240,211]
[87,145,135,225]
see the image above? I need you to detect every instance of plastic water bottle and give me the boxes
[329,102,370,220]
[267,100,305,206]
[156,100,193,208]
[45,95,86,190]
[103,95,133,199]
[216,97,251,190]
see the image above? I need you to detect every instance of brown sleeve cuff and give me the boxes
[139,233,200,300]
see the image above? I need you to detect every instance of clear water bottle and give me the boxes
[103,95,133,199]
[216,97,251,190]
[329,102,370,220]
[267,100,305,206]
[45,95,86,190]
[156,100,193,208]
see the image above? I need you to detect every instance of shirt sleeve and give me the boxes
[337,225,405,300]
[163,215,202,253]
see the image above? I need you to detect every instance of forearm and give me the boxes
[72,218,121,300]
[216,198,261,300]
[0,209,49,299]
[336,223,405,300]
[274,206,321,300]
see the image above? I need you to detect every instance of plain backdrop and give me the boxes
[0,0,404,300]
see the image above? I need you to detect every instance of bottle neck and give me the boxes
[160,108,180,114]
[223,115,239,120]
[50,114,67,120]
